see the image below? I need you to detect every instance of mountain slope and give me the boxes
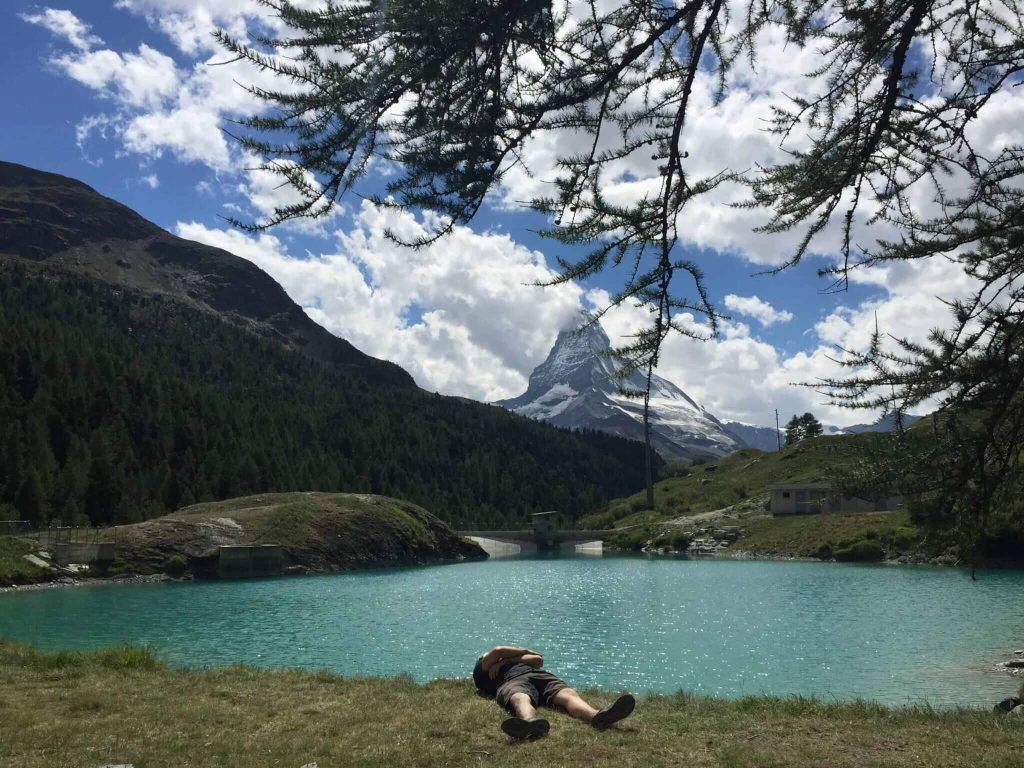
[724,413,925,453]
[498,322,741,461]
[0,267,652,529]
[0,161,411,387]
[723,421,783,452]
[0,161,657,529]
[844,413,923,433]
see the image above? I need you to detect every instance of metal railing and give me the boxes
[0,520,33,536]
[3,523,109,550]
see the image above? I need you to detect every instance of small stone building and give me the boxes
[531,511,558,536]
[768,483,903,515]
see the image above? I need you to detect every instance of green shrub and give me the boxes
[834,540,886,562]
[658,461,691,479]
[891,527,918,551]
[629,499,649,513]
[662,496,687,513]
[164,554,188,577]
[651,530,691,550]
[585,511,615,529]
[864,528,879,540]
[814,544,833,560]
[607,528,652,551]
[605,500,635,523]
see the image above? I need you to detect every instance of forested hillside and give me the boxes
[0,161,412,387]
[0,266,655,529]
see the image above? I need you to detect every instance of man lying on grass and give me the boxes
[473,645,635,740]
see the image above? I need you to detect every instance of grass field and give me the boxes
[582,433,970,562]
[0,536,47,585]
[1,638,1022,768]
[723,510,927,559]
[582,437,883,530]
[602,509,930,561]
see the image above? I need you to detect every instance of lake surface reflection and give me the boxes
[2,554,1021,706]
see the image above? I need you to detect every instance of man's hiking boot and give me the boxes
[501,716,550,740]
[592,694,636,730]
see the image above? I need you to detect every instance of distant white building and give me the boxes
[767,483,903,515]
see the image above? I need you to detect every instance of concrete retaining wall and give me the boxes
[562,540,603,554]
[54,542,115,566]
[467,537,534,556]
[218,545,285,579]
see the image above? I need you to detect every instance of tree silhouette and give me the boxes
[218,0,1024,554]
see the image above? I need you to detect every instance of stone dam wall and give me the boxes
[217,545,285,579]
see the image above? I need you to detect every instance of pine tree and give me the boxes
[784,415,803,447]
[785,413,823,446]
[215,0,1024,555]
[799,413,823,440]
[15,469,46,526]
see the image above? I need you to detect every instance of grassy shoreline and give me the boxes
[1,639,1022,767]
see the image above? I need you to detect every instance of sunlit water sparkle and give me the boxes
[2,554,1021,706]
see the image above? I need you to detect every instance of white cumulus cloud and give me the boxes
[53,44,180,109]
[175,202,583,401]
[21,8,103,51]
[723,294,794,326]
[23,2,1003,433]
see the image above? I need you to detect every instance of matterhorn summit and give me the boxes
[497,320,741,461]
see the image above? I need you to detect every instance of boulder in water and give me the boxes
[993,696,1021,713]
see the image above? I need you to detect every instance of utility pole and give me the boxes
[775,409,782,450]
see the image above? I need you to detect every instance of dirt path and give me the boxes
[664,495,770,528]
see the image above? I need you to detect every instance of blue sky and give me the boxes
[4,2,996,426]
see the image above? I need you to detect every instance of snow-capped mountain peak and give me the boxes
[498,321,741,461]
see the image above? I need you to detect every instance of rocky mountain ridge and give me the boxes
[497,321,742,461]
[0,161,411,387]
[723,413,924,452]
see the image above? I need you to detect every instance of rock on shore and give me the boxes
[105,492,487,578]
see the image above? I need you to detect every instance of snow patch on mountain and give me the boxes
[497,320,742,461]
[517,384,579,420]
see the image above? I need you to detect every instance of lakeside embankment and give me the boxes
[588,440,1024,569]
[0,492,486,588]
[4,504,1019,594]
[604,507,953,563]
[1,638,1021,768]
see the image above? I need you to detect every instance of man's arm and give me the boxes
[480,646,542,676]
[519,653,543,669]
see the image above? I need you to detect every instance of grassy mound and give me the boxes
[0,536,48,586]
[1,638,1021,767]
[728,510,925,560]
[585,435,972,563]
[584,438,887,530]
[107,492,486,577]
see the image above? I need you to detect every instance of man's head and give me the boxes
[473,656,495,697]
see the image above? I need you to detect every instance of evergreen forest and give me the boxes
[0,265,655,530]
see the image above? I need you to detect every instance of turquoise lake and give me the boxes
[2,554,1022,706]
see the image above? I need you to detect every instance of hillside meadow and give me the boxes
[1,639,1022,768]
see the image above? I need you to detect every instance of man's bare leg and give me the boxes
[508,692,539,721]
[550,688,599,722]
[501,693,550,740]
[551,688,635,730]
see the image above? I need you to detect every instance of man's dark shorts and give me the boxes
[496,670,569,710]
